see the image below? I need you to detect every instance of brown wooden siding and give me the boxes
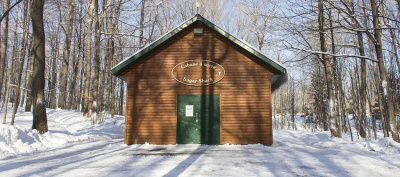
[124,22,274,145]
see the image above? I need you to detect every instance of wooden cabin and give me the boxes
[111,14,287,145]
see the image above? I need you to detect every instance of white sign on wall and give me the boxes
[186,105,194,117]
[171,60,225,86]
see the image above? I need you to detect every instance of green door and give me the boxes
[177,94,220,144]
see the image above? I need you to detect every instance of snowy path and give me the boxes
[1,108,399,176]
[1,131,399,177]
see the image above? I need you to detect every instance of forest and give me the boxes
[0,0,399,143]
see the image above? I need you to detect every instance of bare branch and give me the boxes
[289,45,378,62]
[0,0,24,23]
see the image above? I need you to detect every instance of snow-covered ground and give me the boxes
[0,107,399,176]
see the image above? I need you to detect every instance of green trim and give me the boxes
[111,14,286,79]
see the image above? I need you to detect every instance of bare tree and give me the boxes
[318,0,340,137]
[0,0,23,23]
[90,0,102,123]
[0,0,10,103]
[370,0,399,142]
[58,0,75,109]
[83,0,95,116]
[25,45,33,112]
[233,0,277,50]
[31,0,48,134]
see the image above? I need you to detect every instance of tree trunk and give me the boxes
[58,0,74,109]
[356,31,367,138]
[51,43,58,109]
[369,38,388,137]
[318,0,339,137]
[83,0,96,116]
[21,60,28,106]
[328,6,341,137]
[105,0,114,117]
[366,83,377,140]
[68,39,78,110]
[25,48,33,112]
[110,0,122,118]
[75,1,85,111]
[31,0,48,134]
[291,77,295,129]
[91,0,101,122]
[370,0,399,142]
[0,0,10,102]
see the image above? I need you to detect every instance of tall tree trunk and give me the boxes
[366,83,377,139]
[78,53,84,111]
[353,61,361,139]
[337,60,347,133]
[21,56,30,107]
[291,77,295,129]
[369,38,388,137]
[91,0,100,122]
[105,0,113,116]
[0,0,10,102]
[328,5,341,136]
[370,0,399,142]
[83,0,96,116]
[31,0,48,134]
[11,0,30,125]
[58,0,75,109]
[109,0,121,118]
[75,0,85,111]
[48,17,60,109]
[318,0,339,137]
[356,32,367,138]
[25,47,33,112]
[68,38,78,110]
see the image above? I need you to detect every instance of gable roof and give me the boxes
[111,14,287,90]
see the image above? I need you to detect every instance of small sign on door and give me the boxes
[186,105,194,117]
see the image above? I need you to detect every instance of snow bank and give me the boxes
[0,124,88,156]
[275,115,400,155]
[373,137,400,154]
[0,108,124,157]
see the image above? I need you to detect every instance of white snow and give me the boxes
[0,107,399,176]
[0,107,124,157]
